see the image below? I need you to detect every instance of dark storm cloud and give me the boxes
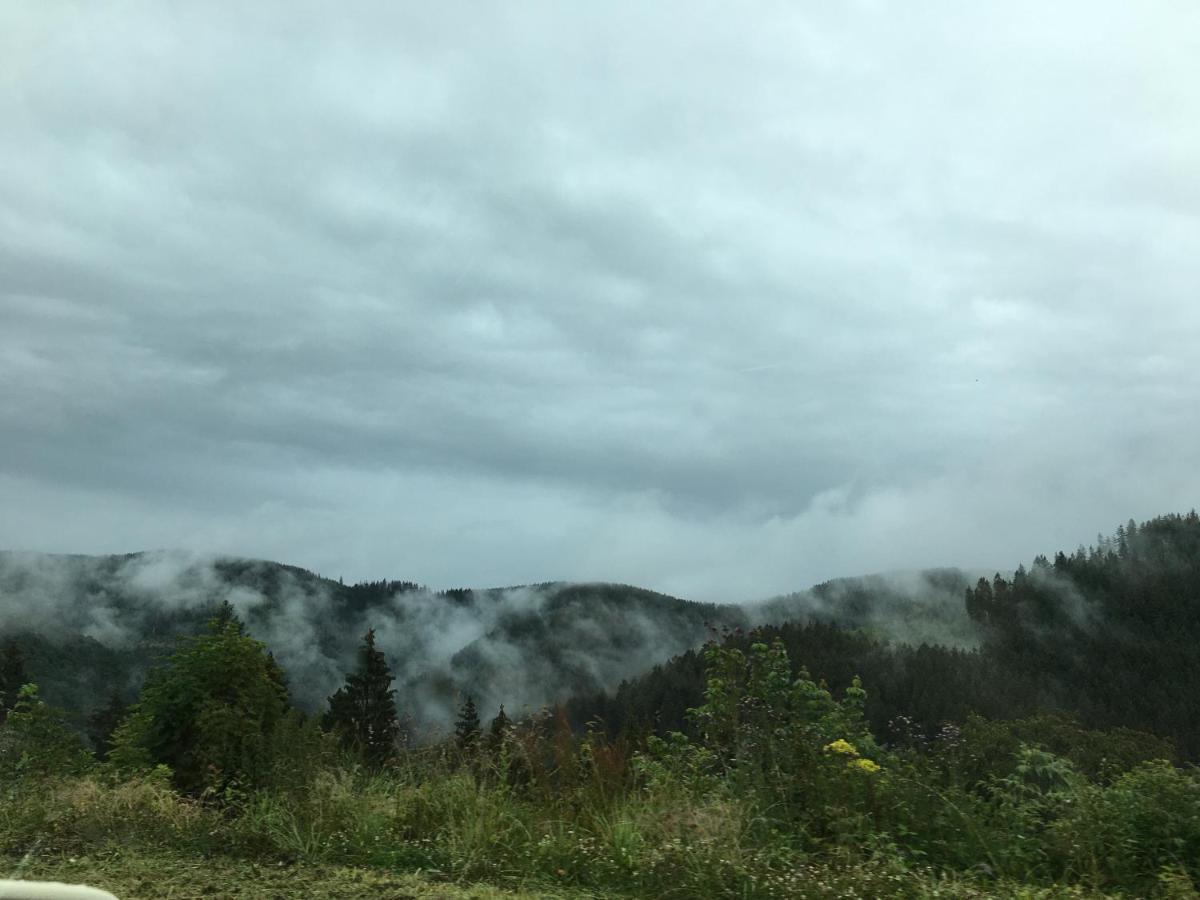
[2,1,1198,599]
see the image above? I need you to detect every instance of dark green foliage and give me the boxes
[211,598,242,632]
[442,582,747,720]
[966,511,1200,756]
[570,620,1031,748]
[764,567,979,647]
[486,704,511,754]
[335,578,423,622]
[87,689,129,761]
[940,713,1177,785]
[575,513,1200,768]
[0,637,28,725]
[108,610,289,794]
[454,694,481,754]
[672,639,883,850]
[0,630,139,735]
[0,683,93,780]
[262,708,337,796]
[632,640,1198,893]
[325,628,401,767]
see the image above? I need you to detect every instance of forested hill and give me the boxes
[964,512,1200,754]
[9,513,1196,751]
[750,567,978,648]
[0,551,747,731]
[0,550,979,736]
[572,512,1200,761]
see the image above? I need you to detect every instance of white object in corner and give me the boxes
[0,882,119,900]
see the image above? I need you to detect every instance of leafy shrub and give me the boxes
[944,713,1175,786]
[1049,759,1200,892]
[107,612,288,795]
[0,683,93,782]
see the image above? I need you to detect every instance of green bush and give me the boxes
[944,713,1176,786]
[0,683,93,782]
[1048,759,1200,891]
[107,613,288,795]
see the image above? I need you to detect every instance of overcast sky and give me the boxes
[2,2,1198,601]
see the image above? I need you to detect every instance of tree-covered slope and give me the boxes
[0,549,986,736]
[574,512,1200,761]
[0,551,750,733]
[965,512,1200,755]
[11,512,1195,752]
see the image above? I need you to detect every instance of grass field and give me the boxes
[5,848,1156,900]
[3,850,583,900]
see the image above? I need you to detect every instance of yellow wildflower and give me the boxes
[824,739,858,757]
[850,758,880,775]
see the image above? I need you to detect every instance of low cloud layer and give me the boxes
[2,2,1198,599]
[0,550,743,727]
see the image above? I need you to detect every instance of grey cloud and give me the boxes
[1,1,1198,600]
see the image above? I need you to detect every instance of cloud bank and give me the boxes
[2,2,1198,600]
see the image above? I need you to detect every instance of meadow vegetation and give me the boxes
[2,621,1198,898]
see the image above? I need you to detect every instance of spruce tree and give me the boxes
[326,628,400,767]
[212,599,243,632]
[454,694,481,753]
[486,704,512,754]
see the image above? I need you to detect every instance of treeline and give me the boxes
[568,621,1030,743]
[0,553,750,736]
[966,512,1200,756]
[572,513,1200,763]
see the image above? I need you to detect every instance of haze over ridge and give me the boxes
[0,547,978,730]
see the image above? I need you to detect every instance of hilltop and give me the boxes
[0,550,974,735]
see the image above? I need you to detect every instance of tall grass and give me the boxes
[3,643,1199,897]
[2,743,1196,898]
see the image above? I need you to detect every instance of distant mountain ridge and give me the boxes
[571,513,1200,761]
[0,551,747,732]
[0,549,978,736]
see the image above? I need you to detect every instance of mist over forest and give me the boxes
[0,547,977,734]
[7,510,1200,762]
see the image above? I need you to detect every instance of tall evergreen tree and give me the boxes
[326,628,400,767]
[0,638,29,726]
[212,599,243,633]
[486,704,512,754]
[455,694,481,753]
